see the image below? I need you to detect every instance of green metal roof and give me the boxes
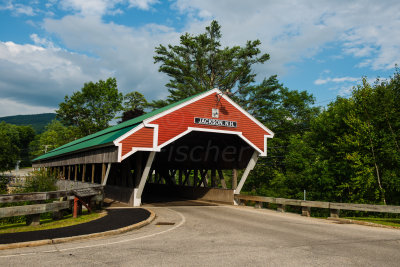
[33,90,208,162]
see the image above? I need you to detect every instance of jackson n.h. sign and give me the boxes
[194,117,237,128]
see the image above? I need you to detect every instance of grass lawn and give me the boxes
[343,217,400,228]
[0,210,106,234]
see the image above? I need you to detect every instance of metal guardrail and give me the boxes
[234,194,400,217]
[0,186,104,225]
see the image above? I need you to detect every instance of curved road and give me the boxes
[1,203,400,266]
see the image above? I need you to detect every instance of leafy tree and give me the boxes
[119,91,148,122]
[30,120,76,157]
[15,125,35,166]
[0,122,36,172]
[24,169,57,192]
[122,91,148,112]
[240,76,320,197]
[277,71,400,205]
[154,20,270,104]
[57,78,123,136]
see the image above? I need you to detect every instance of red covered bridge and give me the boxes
[33,88,274,206]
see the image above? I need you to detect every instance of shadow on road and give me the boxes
[141,195,219,207]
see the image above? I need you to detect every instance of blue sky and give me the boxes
[0,0,398,116]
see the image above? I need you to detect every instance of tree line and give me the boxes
[1,21,399,206]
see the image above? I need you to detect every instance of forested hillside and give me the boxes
[0,113,56,134]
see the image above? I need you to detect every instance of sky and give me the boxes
[0,0,399,117]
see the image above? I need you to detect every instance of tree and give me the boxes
[0,122,20,172]
[122,91,148,112]
[275,71,400,205]
[154,20,270,104]
[119,91,149,122]
[15,125,35,166]
[30,120,76,157]
[0,122,35,172]
[56,78,123,136]
[240,76,320,197]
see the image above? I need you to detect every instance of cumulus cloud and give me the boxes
[128,0,159,10]
[43,15,175,99]
[314,77,360,85]
[0,1,36,16]
[0,99,55,117]
[0,40,108,108]
[1,0,400,116]
[175,0,400,73]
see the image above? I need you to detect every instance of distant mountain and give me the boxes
[0,113,56,133]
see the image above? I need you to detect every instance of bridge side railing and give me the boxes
[234,194,400,218]
[0,186,103,225]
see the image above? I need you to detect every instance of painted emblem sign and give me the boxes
[194,117,237,128]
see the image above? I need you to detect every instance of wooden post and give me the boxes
[277,204,286,212]
[134,153,143,187]
[91,164,95,183]
[302,206,311,217]
[74,165,78,181]
[217,170,227,189]
[179,169,183,185]
[211,169,216,187]
[26,214,40,226]
[134,152,156,206]
[232,169,238,189]
[68,165,71,180]
[330,209,340,218]
[255,201,262,209]
[235,151,258,194]
[101,163,106,184]
[102,163,112,186]
[193,169,198,187]
[82,164,86,182]
[62,166,65,180]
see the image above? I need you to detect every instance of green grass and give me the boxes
[0,211,106,234]
[344,217,400,228]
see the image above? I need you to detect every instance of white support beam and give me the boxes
[133,152,156,206]
[234,151,259,195]
[101,163,112,186]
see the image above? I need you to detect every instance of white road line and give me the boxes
[0,208,186,258]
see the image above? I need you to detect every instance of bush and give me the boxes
[24,169,57,193]
[0,175,8,194]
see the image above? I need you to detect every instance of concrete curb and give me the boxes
[327,217,400,230]
[0,208,155,250]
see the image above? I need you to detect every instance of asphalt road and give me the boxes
[1,202,400,266]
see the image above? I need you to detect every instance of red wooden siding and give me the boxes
[120,127,154,157]
[149,92,270,152]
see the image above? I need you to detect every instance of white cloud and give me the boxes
[314,77,359,85]
[174,0,400,73]
[128,0,159,10]
[60,0,120,17]
[43,15,176,99]
[0,40,107,108]
[0,99,55,117]
[1,0,400,116]
[59,0,160,16]
[0,1,36,16]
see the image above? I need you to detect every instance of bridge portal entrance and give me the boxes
[33,89,274,206]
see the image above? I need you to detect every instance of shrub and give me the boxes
[24,169,57,193]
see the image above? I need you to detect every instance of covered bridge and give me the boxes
[32,88,274,206]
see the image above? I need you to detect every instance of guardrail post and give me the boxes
[329,209,340,218]
[277,204,286,212]
[254,201,262,209]
[26,214,40,226]
[330,208,340,218]
[301,206,311,217]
